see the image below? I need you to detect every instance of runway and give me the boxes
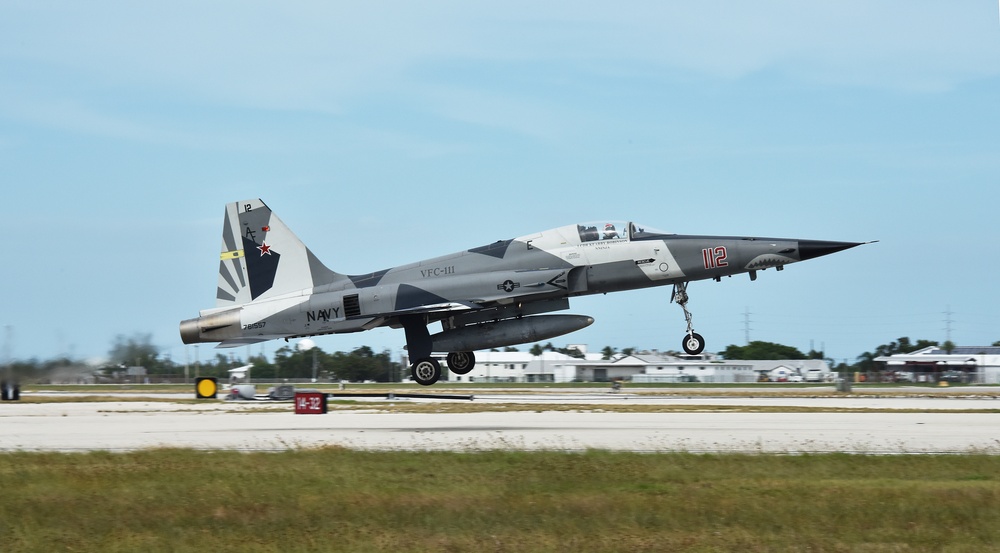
[2,391,998,454]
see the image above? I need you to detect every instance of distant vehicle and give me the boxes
[787,375,804,383]
[267,384,296,400]
[804,369,824,382]
[940,370,966,383]
[677,375,700,383]
[180,198,871,386]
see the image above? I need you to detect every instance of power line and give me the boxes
[943,305,954,343]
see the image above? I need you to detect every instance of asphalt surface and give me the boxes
[2,391,998,454]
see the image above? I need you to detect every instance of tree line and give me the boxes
[4,333,999,384]
[2,334,398,384]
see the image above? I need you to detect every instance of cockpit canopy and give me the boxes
[576,221,671,243]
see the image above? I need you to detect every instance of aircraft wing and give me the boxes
[378,268,571,319]
[460,268,571,305]
[350,301,480,320]
[335,269,571,330]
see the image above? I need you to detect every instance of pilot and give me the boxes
[603,223,619,240]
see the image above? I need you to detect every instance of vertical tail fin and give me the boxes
[216,199,342,307]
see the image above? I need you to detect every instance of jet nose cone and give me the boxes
[797,240,866,261]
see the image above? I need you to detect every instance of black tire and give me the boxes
[411,358,441,386]
[682,332,705,355]
[446,351,476,375]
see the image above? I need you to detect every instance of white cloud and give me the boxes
[2,1,996,115]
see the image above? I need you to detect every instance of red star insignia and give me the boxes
[257,242,272,256]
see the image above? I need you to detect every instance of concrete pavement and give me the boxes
[2,392,998,454]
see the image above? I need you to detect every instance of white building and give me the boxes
[445,348,831,384]
[628,356,830,383]
[875,346,1000,384]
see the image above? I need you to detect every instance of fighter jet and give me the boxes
[180,199,872,385]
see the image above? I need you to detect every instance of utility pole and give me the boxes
[2,326,11,366]
[743,307,752,345]
[2,325,11,380]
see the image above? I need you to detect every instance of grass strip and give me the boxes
[0,449,998,552]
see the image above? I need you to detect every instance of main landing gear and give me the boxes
[408,352,476,386]
[410,358,442,386]
[403,316,479,386]
[672,282,705,355]
[446,351,476,375]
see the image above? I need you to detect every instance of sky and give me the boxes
[2,2,999,367]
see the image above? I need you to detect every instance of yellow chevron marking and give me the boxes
[220,249,245,260]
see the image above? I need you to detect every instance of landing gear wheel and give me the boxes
[446,351,476,375]
[411,358,441,386]
[672,283,705,355]
[682,333,705,355]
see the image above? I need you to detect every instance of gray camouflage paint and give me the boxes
[182,198,866,353]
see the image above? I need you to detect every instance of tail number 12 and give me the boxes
[702,246,728,269]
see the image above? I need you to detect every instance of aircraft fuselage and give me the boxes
[180,200,869,385]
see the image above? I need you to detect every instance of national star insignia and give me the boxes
[498,279,520,293]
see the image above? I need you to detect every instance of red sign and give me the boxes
[294,392,327,414]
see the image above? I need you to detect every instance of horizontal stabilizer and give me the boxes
[217,337,284,348]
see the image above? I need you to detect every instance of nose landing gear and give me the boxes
[672,282,705,355]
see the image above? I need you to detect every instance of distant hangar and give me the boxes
[441,346,831,384]
[876,346,1000,384]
